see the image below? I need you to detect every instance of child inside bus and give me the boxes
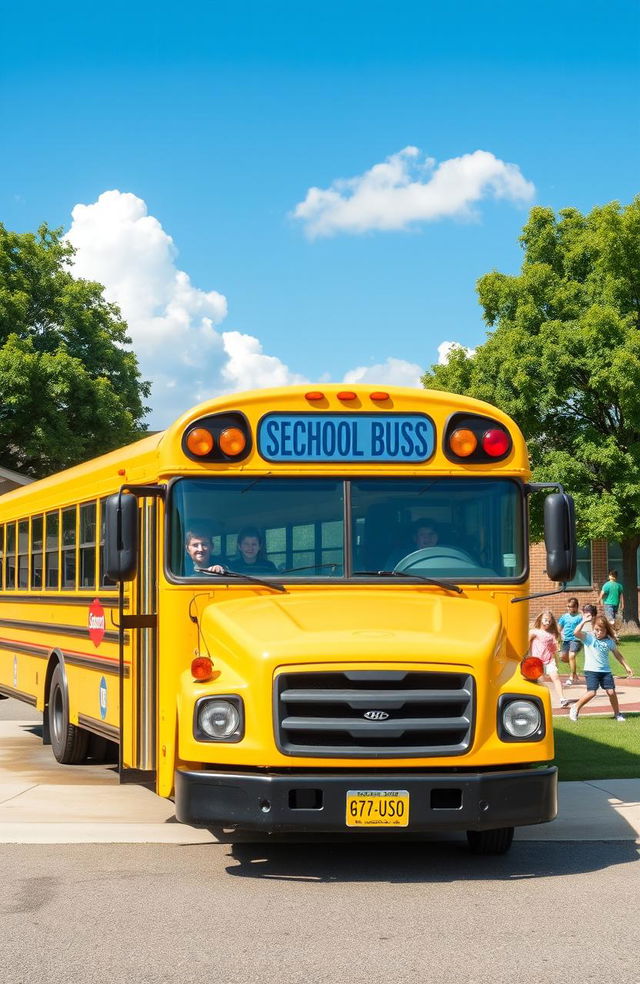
[228,526,277,574]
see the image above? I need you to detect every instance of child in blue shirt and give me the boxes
[569,614,632,721]
[557,597,583,686]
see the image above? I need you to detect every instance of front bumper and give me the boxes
[175,765,557,832]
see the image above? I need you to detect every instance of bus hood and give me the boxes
[199,589,504,665]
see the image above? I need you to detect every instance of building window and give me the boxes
[607,542,640,588]
[566,543,592,589]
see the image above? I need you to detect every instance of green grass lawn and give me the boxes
[552,637,639,781]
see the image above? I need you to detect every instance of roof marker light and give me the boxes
[186,428,215,456]
[370,391,389,402]
[337,391,357,401]
[305,391,324,402]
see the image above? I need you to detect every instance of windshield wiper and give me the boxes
[353,570,463,594]
[194,568,287,593]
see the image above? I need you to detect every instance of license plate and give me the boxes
[345,789,410,827]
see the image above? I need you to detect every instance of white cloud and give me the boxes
[66,191,303,426]
[343,357,423,388]
[437,341,476,364]
[293,147,535,238]
[65,190,433,426]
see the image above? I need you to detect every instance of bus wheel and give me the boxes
[466,827,514,855]
[48,665,89,764]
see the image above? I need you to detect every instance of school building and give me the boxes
[530,540,635,620]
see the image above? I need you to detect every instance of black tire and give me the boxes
[48,664,89,764]
[466,827,514,855]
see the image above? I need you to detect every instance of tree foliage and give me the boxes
[0,223,149,478]
[422,198,640,619]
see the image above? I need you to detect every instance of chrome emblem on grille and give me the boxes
[364,710,389,721]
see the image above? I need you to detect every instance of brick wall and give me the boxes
[529,538,613,620]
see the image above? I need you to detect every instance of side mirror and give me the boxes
[543,492,576,582]
[104,493,139,582]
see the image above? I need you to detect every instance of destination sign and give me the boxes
[257,413,434,463]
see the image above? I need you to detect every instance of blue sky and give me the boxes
[2,1,639,426]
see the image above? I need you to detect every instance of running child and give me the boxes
[529,610,569,708]
[558,597,583,686]
[569,614,632,722]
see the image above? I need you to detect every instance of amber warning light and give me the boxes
[521,657,544,681]
[186,428,214,456]
[192,656,214,680]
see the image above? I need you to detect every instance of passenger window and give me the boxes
[62,507,77,589]
[80,502,96,588]
[5,523,16,589]
[31,516,43,589]
[45,511,60,589]
[17,520,29,589]
[0,525,4,591]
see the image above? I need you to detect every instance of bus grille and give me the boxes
[275,670,474,757]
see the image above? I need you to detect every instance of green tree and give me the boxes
[422,197,640,624]
[0,223,149,478]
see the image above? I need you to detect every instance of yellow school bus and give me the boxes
[0,385,576,853]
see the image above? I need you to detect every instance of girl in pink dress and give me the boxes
[528,610,570,708]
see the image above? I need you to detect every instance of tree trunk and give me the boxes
[621,536,640,629]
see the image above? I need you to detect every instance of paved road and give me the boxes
[2,839,639,984]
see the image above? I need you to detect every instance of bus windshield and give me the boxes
[168,477,525,581]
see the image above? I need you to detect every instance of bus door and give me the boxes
[119,492,159,783]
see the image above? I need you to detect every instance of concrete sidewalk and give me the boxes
[1,707,639,845]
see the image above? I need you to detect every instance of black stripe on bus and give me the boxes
[0,617,124,645]
[0,683,38,705]
[63,653,128,677]
[78,714,120,742]
[0,639,46,658]
[0,594,123,607]
[0,639,129,677]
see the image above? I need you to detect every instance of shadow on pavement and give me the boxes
[222,837,639,882]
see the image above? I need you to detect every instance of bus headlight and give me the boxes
[195,697,244,742]
[499,697,544,741]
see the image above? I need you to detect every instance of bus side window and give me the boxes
[99,498,117,588]
[0,524,4,591]
[62,507,77,590]
[17,520,28,589]
[80,502,96,589]
[45,511,60,589]
[5,523,16,590]
[31,515,43,589]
